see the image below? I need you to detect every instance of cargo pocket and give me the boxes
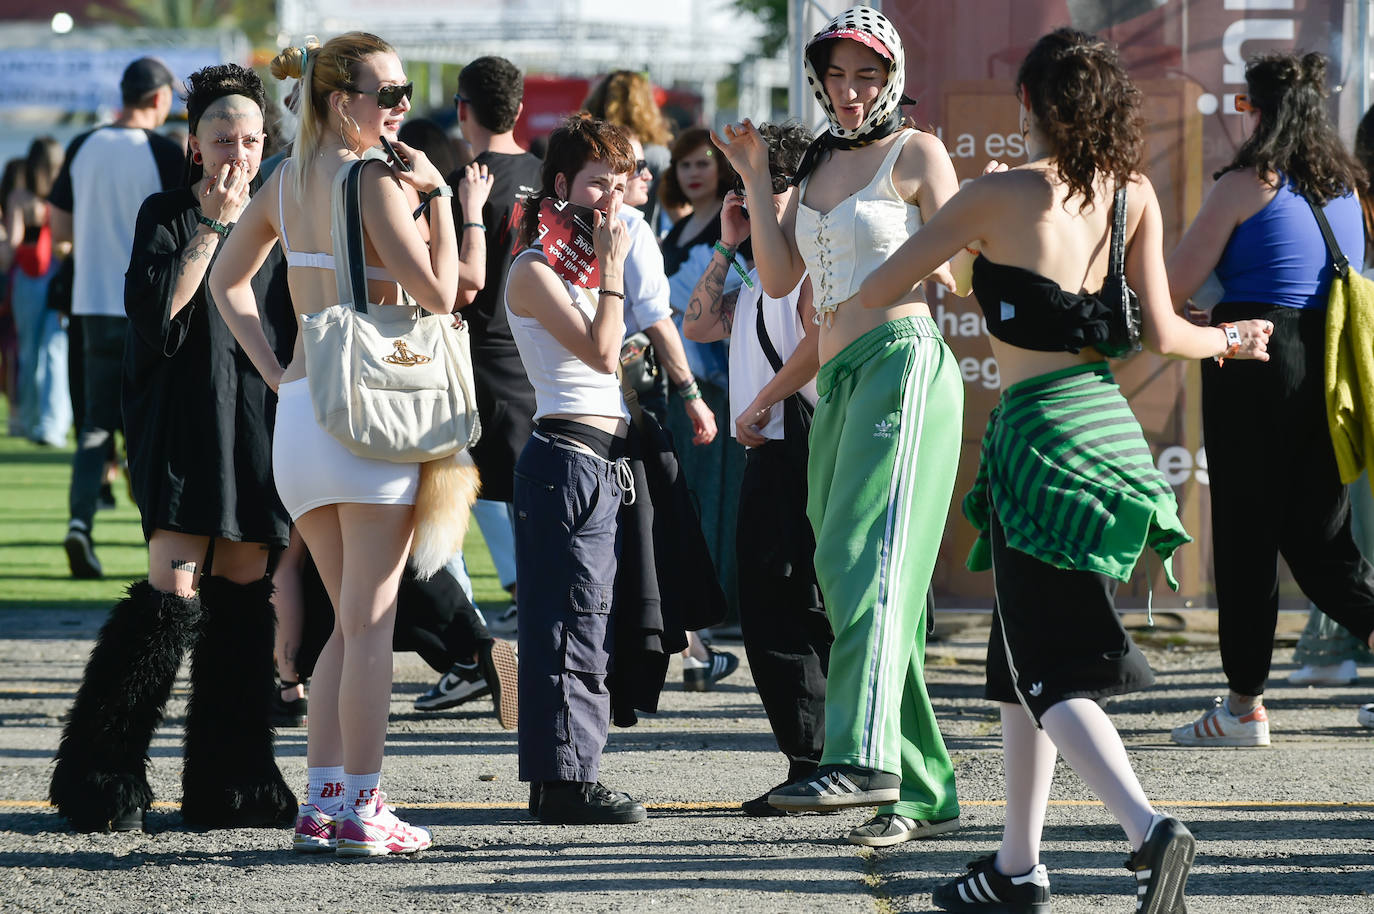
[562,582,613,675]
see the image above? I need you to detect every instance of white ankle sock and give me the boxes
[345,771,382,813]
[307,765,345,815]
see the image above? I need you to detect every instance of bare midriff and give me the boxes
[818,293,930,365]
[543,413,629,438]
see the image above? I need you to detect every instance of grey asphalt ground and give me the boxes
[1,608,1372,913]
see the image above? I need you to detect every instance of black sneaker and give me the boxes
[683,648,739,692]
[933,855,1051,913]
[767,764,900,810]
[1127,815,1195,914]
[413,660,489,711]
[742,783,791,817]
[848,812,961,847]
[478,639,519,730]
[536,781,647,825]
[63,522,102,579]
[270,683,307,728]
[97,483,116,511]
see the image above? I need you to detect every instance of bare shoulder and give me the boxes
[895,129,953,175]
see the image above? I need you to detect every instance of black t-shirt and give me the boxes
[447,151,543,352]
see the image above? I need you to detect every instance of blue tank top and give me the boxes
[1215,177,1364,310]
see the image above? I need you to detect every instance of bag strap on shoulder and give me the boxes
[1302,193,1350,280]
[329,160,371,313]
[755,297,785,374]
[1108,185,1128,279]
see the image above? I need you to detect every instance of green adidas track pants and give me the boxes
[807,317,962,820]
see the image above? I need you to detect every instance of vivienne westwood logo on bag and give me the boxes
[383,340,431,367]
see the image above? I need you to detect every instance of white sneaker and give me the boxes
[335,793,432,857]
[1357,704,1374,728]
[1287,659,1358,686]
[1171,697,1270,747]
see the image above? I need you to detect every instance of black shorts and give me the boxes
[984,513,1155,724]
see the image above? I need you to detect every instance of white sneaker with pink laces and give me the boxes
[292,804,337,852]
[335,792,432,857]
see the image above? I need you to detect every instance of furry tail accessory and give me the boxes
[410,448,481,579]
[50,581,199,832]
[181,574,297,827]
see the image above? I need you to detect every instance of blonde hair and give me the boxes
[269,31,395,200]
[583,70,672,148]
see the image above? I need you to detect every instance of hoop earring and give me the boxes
[340,114,363,155]
[192,151,202,164]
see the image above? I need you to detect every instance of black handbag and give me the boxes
[1093,184,1143,358]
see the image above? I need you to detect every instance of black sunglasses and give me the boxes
[635,158,649,175]
[453,92,469,107]
[356,81,413,108]
[733,173,791,198]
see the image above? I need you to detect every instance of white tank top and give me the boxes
[794,130,923,324]
[728,273,817,442]
[505,247,629,423]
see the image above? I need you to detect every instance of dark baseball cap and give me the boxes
[120,57,176,101]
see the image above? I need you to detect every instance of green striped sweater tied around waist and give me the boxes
[963,363,1192,589]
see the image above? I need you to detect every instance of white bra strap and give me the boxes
[277,159,292,254]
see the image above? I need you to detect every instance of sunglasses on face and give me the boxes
[733,174,791,198]
[356,81,414,108]
[634,159,649,175]
[1234,93,1255,113]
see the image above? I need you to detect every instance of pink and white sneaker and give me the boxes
[292,804,338,852]
[335,792,432,857]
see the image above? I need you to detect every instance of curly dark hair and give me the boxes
[758,121,813,188]
[181,63,266,187]
[658,126,738,210]
[457,56,523,134]
[1217,51,1366,206]
[1355,104,1374,252]
[1016,28,1142,212]
[518,115,635,248]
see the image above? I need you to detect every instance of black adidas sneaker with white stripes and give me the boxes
[932,856,1050,913]
[1127,814,1195,914]
[766,764,900,810]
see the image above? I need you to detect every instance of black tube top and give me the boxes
[971,255,1116,354]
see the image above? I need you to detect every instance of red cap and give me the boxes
[813,28,893,61]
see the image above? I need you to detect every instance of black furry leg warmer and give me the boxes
[50,581,199,832]
[180,575,298,828]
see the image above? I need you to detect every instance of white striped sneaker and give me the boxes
[1127,814,1196,914]
[1170,697,1269,747]
[848,812,961,846]
[766,764,900,810]
[932,856,1051,913]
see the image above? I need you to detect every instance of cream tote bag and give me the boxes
[300,160,480,463]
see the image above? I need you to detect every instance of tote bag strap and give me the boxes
[329,160,371,313]
[1302,193,1351,280]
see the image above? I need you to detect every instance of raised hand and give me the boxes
[721,191,751,247]
[457,161,492,214]
[711,120,772,192]
[201,160,251,224]
[384,138,445,194]
[593,198,630,272]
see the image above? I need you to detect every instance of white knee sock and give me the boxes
[307,765,346,815]
[344,771,382,813]
[996,702,1057,875]
[1041,698,1155,850]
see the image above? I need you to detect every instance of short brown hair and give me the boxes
[519,114,635,248]
[657,127,737,210]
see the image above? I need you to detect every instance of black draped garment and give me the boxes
[122,186,295,545]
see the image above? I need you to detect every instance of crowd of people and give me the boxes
[6,4,1374,911]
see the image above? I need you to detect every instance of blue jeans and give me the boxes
[68,315,125,530]
[513,432,624,783]
[471,498,517,591]
[11,264,70,446]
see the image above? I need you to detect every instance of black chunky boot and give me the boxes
[50,581,199,832]
[180,575,297,827]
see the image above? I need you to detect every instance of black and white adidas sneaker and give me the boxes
[1127,814,1195,914]
[766,764,900,810]
[932,856,1051,913]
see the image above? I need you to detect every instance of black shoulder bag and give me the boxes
[754,301,814,443]
[1094,184,1143,358]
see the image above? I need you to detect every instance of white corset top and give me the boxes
[794,130,922,325]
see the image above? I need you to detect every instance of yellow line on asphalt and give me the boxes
[4,799,1374,811]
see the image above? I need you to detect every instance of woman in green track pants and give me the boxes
[712,5,969,847]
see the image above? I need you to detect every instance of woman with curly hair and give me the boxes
[50,63,297,834]
[853,28,1273,912]
[1166,51,1374,747]
[583,69,672,179]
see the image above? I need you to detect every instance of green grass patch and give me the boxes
[0,409,508,613]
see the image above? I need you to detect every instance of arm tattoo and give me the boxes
[170,559,197,574]
[715,288,739,335]
[174,230,217,285]
[685,254,732,327]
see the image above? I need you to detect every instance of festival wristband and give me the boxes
[1215,322,1242,366]
[423,185,453,201]
[712,240,754,290]
[678,378,702,401]
[462,222,486,231]
[196,214,232,238]
[598,289,626,301]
